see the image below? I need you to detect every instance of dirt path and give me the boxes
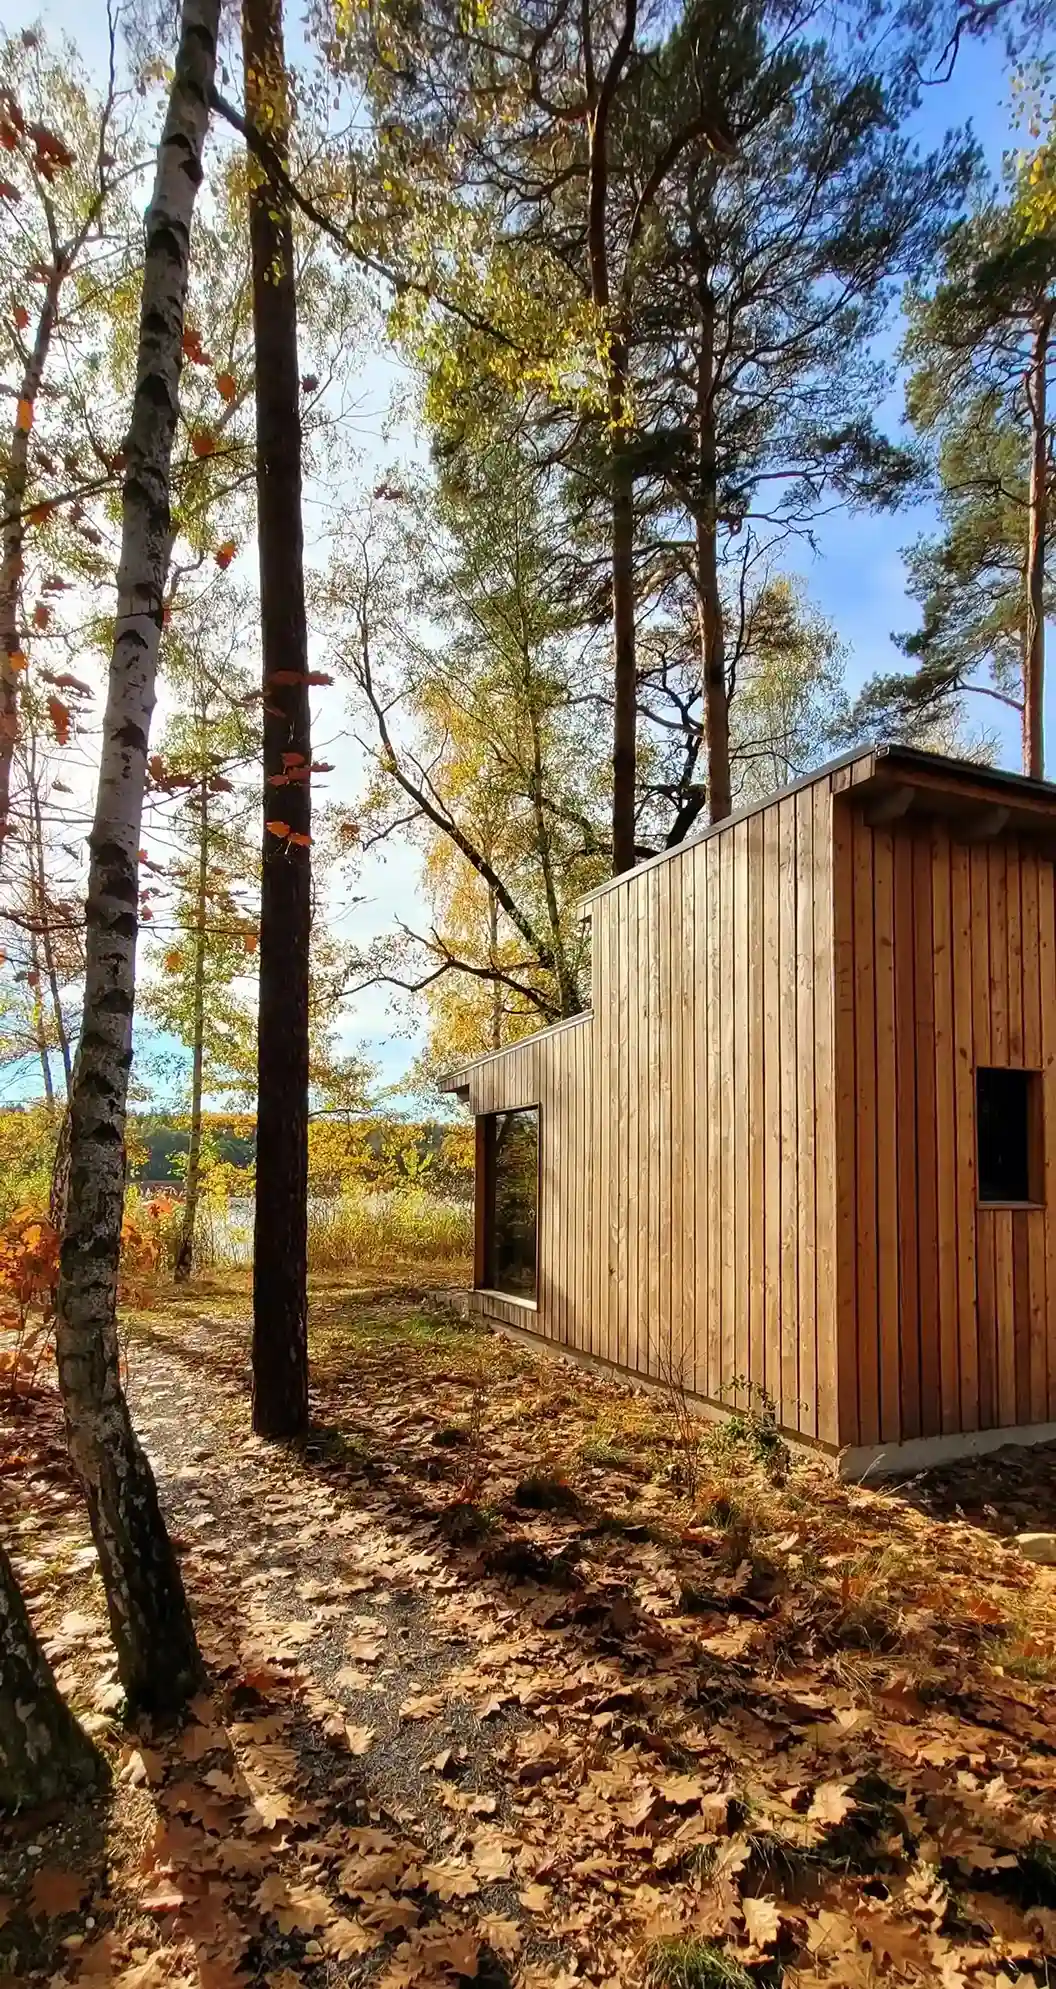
[5,1278,1056,1989]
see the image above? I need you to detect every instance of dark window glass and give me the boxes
[976,1067,1040,1204]
[484,1108,538,1298]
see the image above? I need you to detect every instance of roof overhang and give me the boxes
[577,743,1056,913]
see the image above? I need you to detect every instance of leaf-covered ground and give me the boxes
[4,1269,1056,1989]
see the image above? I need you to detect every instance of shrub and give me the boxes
[646,1938,755,1989]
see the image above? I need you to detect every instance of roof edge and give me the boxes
[578,742,1056,911]
[437,1009,593,1093]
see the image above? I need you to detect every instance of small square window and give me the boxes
[976,1067,1043,1206]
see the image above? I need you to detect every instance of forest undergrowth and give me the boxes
[3,1272,1056,1989]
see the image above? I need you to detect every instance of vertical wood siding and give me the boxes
[833,811,1056,1446]
[458,775,1056,1453]
[460,772,843,1446]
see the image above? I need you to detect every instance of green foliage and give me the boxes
[333,420,608,1060]
[853,177,1056,740]
[0,1105,57,1223]
[707,1380,791,1484]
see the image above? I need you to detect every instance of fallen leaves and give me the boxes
[399,1689,445,1720]
[8,1284,1056,1989]
[808,1780,855,1826]
[29,1866,90,1918]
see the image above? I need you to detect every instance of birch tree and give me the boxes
[54,0,220,1716]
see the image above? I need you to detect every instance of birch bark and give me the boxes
[54,0,219,1715]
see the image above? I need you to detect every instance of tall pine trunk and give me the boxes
[695,274,731,824]
[1,1537,104,1809]
[611,405,638,877]
[244,0,312,1437]
[0,264,63,858]
[53,0,217,1717]
[1024,306,1051,781]
[174,775,208,1283]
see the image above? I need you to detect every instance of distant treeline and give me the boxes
[126,1111,472,1195]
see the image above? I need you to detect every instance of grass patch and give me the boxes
[579,1435,634,1469]
[296,1423,370,1471]
[645,1937,756,1989]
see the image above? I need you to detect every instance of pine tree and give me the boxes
[624,0,976,818]
[853,190,1056,772]
[243,0,312,1438]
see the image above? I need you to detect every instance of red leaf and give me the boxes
[32,602,49,630]
[182,326,211,365]
[300,373,319,393]
[305,672,333,686]
[215,370,237,403]
[288,830,312,847]
[266,669,305,687]
[47,695,70,746]
[282,751,306,767]
[266,820,291,838]
[0,181,21,202]
[190,427,218,459]
[12,304,28,330]
[214,539,236,571]
[29,124,75,172]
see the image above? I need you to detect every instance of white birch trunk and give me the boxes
[54,0,219,1717]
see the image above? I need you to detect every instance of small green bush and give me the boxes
[646,1937,755,1989]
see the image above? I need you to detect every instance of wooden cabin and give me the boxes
[441,745,1056,1476]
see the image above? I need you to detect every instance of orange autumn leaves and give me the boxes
[182,320,239,467]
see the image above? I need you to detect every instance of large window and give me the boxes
[976,1067,1043,1206]
[482,1108,539,1299]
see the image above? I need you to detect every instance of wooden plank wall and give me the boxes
[463,770,845,1447]
[461,1017,594,1346]
[834,809,1056,1447]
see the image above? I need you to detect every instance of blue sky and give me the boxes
[1,0,1042,1108]
[786,35,1029,762]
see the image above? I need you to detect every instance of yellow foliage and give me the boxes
[307,1117,374,1196]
